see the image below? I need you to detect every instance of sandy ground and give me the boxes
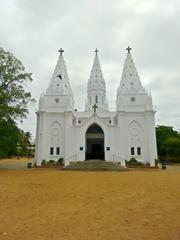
[0,159,180,240]
[0,158,33,169]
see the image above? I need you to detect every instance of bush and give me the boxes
[155,158,160,166]
[127,158,144,166]
[57,158,64,165]
[41,159,47,165]
[48,160,55,164]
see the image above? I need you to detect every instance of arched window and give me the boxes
[95,95,98,103]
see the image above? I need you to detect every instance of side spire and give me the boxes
[46,49,73,96]
[116,47,153,112]
[118,46,145,94]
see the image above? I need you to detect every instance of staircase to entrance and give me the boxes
[64,160,128,171]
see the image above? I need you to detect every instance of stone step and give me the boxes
[64,160,128,171]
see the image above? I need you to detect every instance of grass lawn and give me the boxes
[0,159,180,240]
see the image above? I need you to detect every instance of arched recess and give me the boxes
[85,123,104,160]
[128,120,142,157]
[48,121,64,157]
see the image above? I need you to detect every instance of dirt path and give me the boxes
[0,165,180,240]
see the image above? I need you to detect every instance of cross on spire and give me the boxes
[58,48,64,55]
[92,103,98,113]
[95,48,99,54]
[126,46,132,54]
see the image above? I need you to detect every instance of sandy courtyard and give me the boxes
[0,160,180,240]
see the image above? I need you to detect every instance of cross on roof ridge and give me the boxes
[92,103,98,113]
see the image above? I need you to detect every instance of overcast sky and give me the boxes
[0,0,180,138]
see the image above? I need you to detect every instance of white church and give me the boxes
[35,47,157,167]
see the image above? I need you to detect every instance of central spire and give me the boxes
[85,49,108,111]
[88,49,104,85]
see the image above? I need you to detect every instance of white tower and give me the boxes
[86,49,108,111]
[39,48,74,112]
[116,46,152,111]
[116,47,157,166]
[35,49,74,165]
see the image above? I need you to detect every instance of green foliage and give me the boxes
[0,118,33,158]
[127,158,144,166]
[156,126,180,163]
[57,158,64,165]
[41,159,64,166]
[48,160,56,164]
[0,119,19,157]
[41,159,47,165]
[0,47,35,158]
[0,47,35,121]
[155,158,160,166]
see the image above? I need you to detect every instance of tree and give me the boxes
[17,130,33,156]
[156,125,180,163]
[0,119,33,158]
[0,119,19,157]
[0,47,35,121]
[0,47,35,158]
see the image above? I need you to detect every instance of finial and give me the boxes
[126,46,132,54]
[95,48,99,54]
[58,48,64,55]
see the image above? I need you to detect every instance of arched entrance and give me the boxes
[85,124,105,160]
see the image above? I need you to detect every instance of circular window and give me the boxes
[131,128,139,136]
[55,97,59,103]
[52,128,59,136]
[130,97,136,102]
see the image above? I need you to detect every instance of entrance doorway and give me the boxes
[86,124,104,160]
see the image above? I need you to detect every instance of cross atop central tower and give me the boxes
[95,48,99,54]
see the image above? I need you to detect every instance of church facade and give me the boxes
[35,48,157,166]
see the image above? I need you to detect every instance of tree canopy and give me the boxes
[156,125,180,163]
[0,47,35,121]
[0,47,35,158]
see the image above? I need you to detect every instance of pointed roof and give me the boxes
[46,49,73,96]
[88,49,106,90]
[118,47,145,94]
